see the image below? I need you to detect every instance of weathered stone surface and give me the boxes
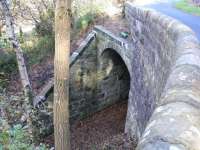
[125,3,177,138]
[43,27,132,125]
[69,26,131,120]
[125,2,200,149]
[137,102,200,150]
[69,38,98,119]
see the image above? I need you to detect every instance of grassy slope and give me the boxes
[175,0,200,16]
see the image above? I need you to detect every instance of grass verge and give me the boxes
[175,0,200,16]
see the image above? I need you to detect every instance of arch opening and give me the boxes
[69,48,132,149]
[99,48,131,103]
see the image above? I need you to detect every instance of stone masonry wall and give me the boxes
[125,2,177,137]
[69,37,98,119]
[125,2,200,149]
[69,29,130,120]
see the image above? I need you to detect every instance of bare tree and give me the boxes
[0,0,31,99]
[0,6,5,36]
[0,0,39,141]
[13,0,54,24]
[54,0,71,149]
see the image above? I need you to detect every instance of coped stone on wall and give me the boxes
[125,2,200,150]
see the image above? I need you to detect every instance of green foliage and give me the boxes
[34,0,106,37]
[0,34,54,90]
[0,51,17,74]
[0,35,15,90]
[23,35,54,66]
[72,0,104,18]
[26,7,55,66]
[0,50,17,90]
[0,94,48,150]
[75,12,96,30]
[72,0,105,31]
[0,123,32,150]
[0,124,47,150]
[175,0,200,16]
[35,8,54,37]
[19,27,25,44]
[0,36,11,49]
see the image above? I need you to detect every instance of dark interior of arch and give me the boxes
[68,48,132,149]
[100,48,130,104]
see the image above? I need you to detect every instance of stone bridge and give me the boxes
[35,2,200,149]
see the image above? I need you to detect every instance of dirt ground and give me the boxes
[44,101,137,150]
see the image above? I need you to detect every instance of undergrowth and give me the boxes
[0,34,54,90]
[72,0,106,33]
[0,93,48,149]
[0,35,17,91]
[23,35,54,66]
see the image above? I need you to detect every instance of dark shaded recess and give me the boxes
[101,48,130,101]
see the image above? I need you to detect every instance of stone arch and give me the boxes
[97,47,131,121]
[98,41,132,75]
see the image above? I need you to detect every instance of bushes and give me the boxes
[35,8,54,37]
[72,0,105,31]
[33,0,106,36]
[0,34,17,90]
[0,50,17,90]
[0,51,17,74]
[0,94,48,150]
[0,124,38,150]
[0,34,55,90]
[26,7,55,66]
[23,35,54,66]
[0,124,47,150]
[33,0,105,36]
[0,35,11,49]
[75,12,97,30]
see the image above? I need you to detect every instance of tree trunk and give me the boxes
[54,0,71,149]
[0,0,32,97]
[0,0,39,142]
[0,24,2,37]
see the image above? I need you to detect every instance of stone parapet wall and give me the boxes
[125,2,200,149]
[125,2,177,137]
